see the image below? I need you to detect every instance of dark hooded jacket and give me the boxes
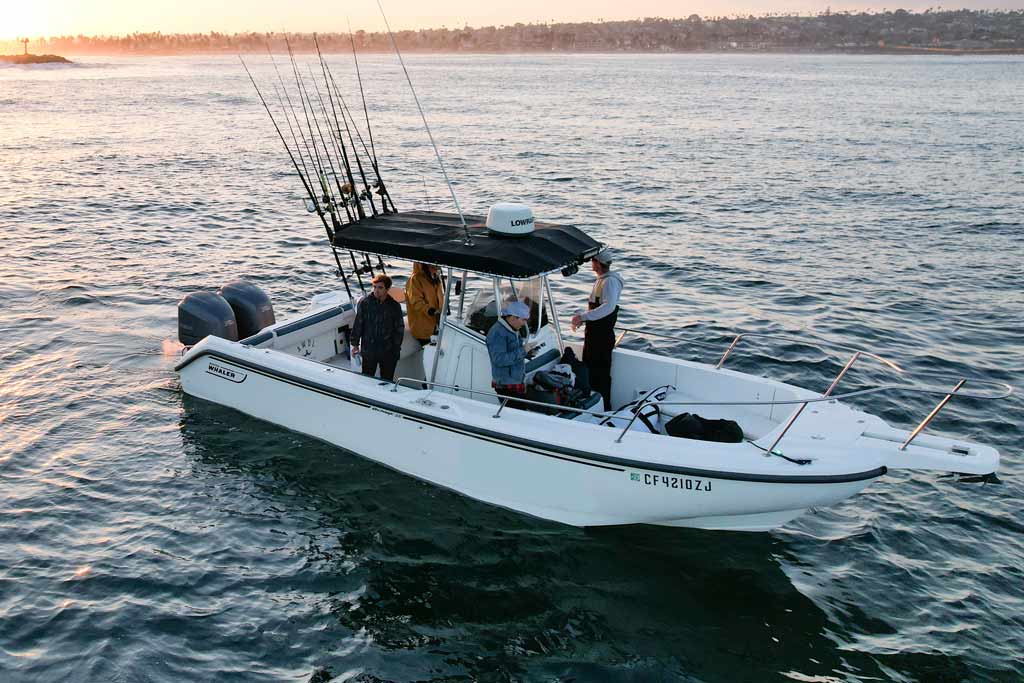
[352,294,404,357]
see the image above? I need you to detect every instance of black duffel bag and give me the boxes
[665,412,744,443]
[559,347,590,395]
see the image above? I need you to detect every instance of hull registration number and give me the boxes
[631,472,712,492]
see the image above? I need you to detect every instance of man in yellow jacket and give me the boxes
[405,262,444,346]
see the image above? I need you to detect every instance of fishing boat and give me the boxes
[174,34,1010,532]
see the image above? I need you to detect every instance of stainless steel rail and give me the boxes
[901,379,966,451]
[593,325,1012,453]
[393,375,1010,410]
[763,348,900,456]
[388,373,1012,451]
[613,327,902,371]
[650,383,1011,406]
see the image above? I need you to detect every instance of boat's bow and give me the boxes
[859,426,1000,476]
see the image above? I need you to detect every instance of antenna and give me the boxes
[375,2,473,246]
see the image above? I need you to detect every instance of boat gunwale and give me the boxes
[176,346,888,486]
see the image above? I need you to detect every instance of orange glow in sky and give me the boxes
[3,0,1022,40]
[5,6,53,38]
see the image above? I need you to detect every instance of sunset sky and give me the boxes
[4,0,1023,40]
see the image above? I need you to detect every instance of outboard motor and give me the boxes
[217,281,276,340]
[178,292,238,346]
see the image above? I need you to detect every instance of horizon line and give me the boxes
[5,8,1022,42]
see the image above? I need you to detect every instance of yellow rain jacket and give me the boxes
[405,263,444,341]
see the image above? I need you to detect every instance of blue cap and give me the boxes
[501,301,530,319]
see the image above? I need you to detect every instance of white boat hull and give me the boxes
[177,340,891,532]
[174,292,999,533]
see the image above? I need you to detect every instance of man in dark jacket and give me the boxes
[351,274,405,382]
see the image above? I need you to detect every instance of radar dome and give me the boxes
[485,203,535,236]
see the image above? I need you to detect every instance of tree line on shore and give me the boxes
[4,9,1023,56]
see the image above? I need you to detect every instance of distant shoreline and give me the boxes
[6,11,1022,57]
[27,48,1024,57]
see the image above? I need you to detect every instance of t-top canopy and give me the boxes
[331,210,602,279]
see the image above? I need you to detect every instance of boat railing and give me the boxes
[615,327,901,371]
[611,327,1012,453]
[395,374,1011,454]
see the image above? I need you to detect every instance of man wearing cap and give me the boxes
[571,249,624,411]
[486,300,531,403]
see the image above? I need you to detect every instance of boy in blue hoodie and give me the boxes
[486,300,530,402]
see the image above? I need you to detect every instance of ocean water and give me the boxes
[0,53,1022,682]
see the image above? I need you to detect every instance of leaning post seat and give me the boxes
[557,391,604,419]
[525,347,560,376]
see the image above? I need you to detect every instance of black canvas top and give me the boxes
[330,210,602,279]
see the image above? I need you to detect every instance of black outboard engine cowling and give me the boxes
[217,281,276,340]
[178,292,238,346]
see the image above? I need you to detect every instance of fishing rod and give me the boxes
[312,35,368,222]
[314,36,389,214]
[268,44,350,225]
[344,106,379,218]
[308,46,383,282]
[323,64,393,215]
[312,54,387,282]
[271,43,364,293]
[377,0,471,245]
[286,41,380,287]
[316,62,390,277]
[315,80,387,280]
[348,22,395,214]
[306,55,374,290]
[285,38,335,217]
[239,56,352,300]
[348,20,378,166]
[305,76,349,216]
[314,40,377,220]
[307,64,385,282]
[307,43,357,221]
[298,64,349,228]
[265,49,326,220]
[336,77,395,214]
[321,64,379,182]
[306,43,384,283]
[344,23,382,217]
[307,64,359,226]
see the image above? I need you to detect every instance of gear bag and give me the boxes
[664,412,744,443]
[559,347,590,395]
